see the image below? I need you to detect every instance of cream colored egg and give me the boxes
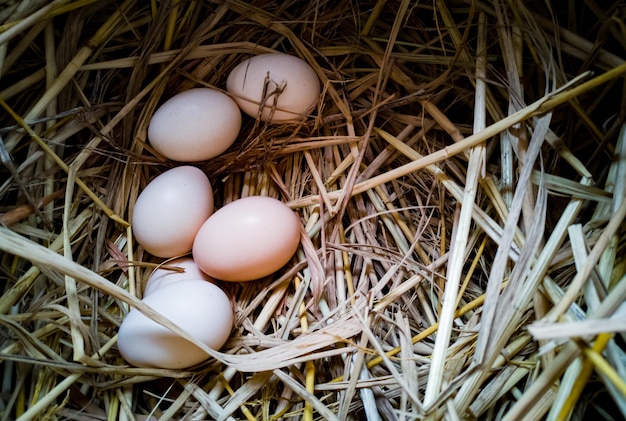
[144,257,214,297]
[117,280,233,369]
[132,166,213,258]
[226,53,321,122]
[192,196,301,281]
[148,88,242,161]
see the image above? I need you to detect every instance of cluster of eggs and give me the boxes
[117,53,321,369]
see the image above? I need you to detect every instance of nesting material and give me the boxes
[1,1,625,420]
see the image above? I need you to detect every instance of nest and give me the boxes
[1,0,625,419]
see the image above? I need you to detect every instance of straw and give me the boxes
[1,0,625,419]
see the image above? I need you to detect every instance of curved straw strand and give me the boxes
[0,226,362,372]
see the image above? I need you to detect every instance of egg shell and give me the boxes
[148,88,242,162]
[192,196,301,282]
[144,257,215,297]
[117,280,233,369]
[132,166,213,258]
[226,53,321,122]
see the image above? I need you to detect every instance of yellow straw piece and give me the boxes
[581,336,626,396]
[295,276,315,421]
[555,333,613,421]
[222,381,257,421]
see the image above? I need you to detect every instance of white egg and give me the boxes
[144,257,214,297]
[117,280,233,369]
[132,166,213,258]
[148,88,242,161]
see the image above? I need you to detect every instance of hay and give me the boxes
[1,0,625,419]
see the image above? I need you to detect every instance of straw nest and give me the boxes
[1,0,625,420]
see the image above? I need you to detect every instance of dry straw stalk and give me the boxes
[1,0,625,420]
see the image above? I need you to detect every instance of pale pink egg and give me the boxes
[192,196,301,281]
[226,53,321,122]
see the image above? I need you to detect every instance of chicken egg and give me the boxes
[117,280,233,369]
[132,166,213,258]
[148,88,242,161]
[144,257,214,297]
[192,196,301,281]
[226,53,321,122]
